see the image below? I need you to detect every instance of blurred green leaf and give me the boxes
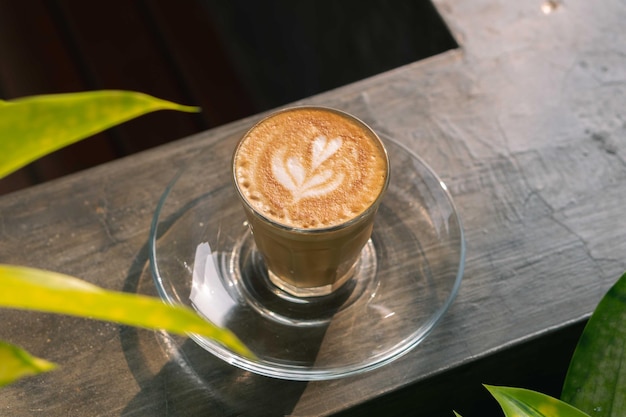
[0,341,56,387]
[561,272,626,416]
[486,385,590,417]
[0,90,232,388]
[0,264,253,359]
[0,90,199,178]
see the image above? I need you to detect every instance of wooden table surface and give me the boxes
[2,0,626,415]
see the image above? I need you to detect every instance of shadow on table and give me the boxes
[118,247,313,417]
[120,335,308,417]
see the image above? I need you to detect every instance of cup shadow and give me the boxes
[118,244,315,416]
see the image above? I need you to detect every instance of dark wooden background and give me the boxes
[0,0,253,195]
[0,0,456,195]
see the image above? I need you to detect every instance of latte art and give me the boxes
[271,135,345,202]
[234,107,388,229]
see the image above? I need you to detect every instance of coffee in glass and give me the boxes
[233,107,389,297]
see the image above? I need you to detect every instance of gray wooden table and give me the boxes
[2,1,625,415]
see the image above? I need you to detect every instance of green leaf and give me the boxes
[485,385,590,417]
[453,412,463,417]
[0,90,199,178]
[0,264,253,359]
[561,272,626,416]
[0,340,56,387]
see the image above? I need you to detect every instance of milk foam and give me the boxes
[234,108,388,229]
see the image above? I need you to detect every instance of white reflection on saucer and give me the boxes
[190,242,236,327]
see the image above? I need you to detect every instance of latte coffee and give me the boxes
[233,107,389,297]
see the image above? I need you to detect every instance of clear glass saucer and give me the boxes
[149,130,465,381]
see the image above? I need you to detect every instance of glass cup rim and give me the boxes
[232,105,390,234]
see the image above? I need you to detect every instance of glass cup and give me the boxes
[232,107,389,297]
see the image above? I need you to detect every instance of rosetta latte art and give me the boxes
[271,135,345,202]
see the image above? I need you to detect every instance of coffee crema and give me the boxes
[234,107,388,229]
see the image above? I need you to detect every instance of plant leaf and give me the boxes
[0,264,253,359]
[0,90,199,178]
[561,272,626,416]
[485,385,590,417]
[0,340,57,387]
